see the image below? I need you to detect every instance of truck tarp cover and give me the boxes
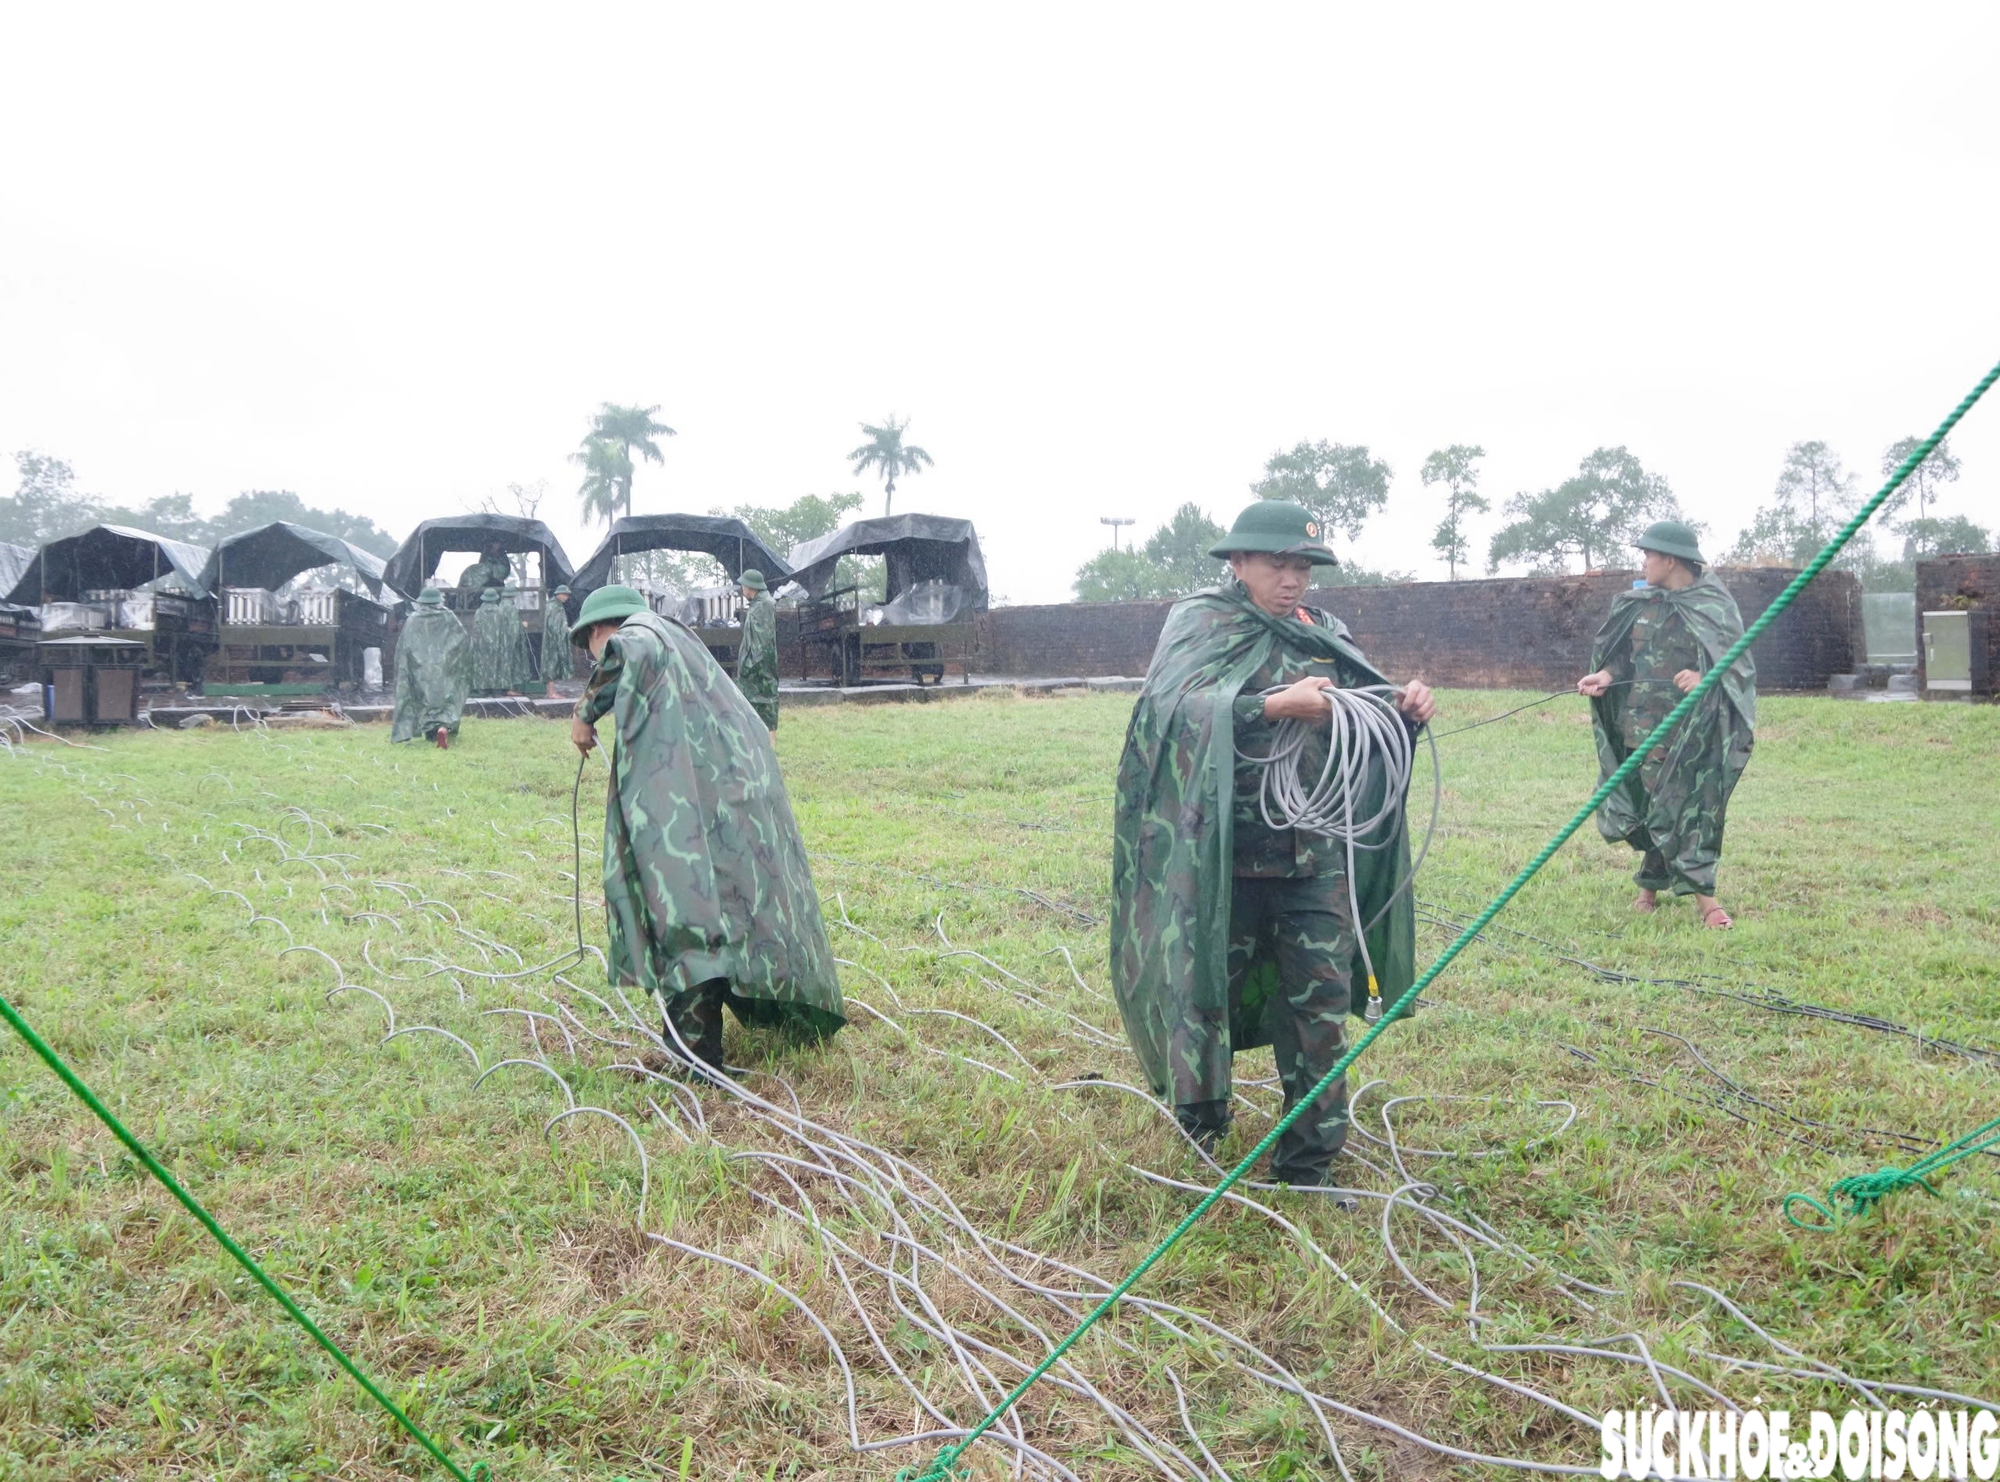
[0,543,33,602]
[381,513,576,597]
[786,514,987,611]
[197,522,396,600]
[6,525,214,604]
[571,514,792,593]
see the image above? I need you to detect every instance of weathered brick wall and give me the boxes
[1308,568,1858,691]
[962,569,1859,690]
[1914,554,2000,691]
[973,599,1178,678]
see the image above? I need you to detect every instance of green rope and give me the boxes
[1784,1114,2000,1229]
[900,352,2000,1482]
[0,989,489,1482]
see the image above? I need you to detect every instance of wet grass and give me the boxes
[0,687,1995,1480]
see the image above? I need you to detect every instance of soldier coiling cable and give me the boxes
[1236,682,1418,1021]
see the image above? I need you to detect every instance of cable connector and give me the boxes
[1363,974,1383,1023]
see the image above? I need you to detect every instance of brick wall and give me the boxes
[1914,554,2000,692]
[960,568,1859,691]
[973,599,1179,679]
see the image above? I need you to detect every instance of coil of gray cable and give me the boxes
[1236,681,1423,1021]
[1238,683,1414,844]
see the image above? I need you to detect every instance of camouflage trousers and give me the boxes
[1178,874,1355,1184]
[1622,751,1724,896]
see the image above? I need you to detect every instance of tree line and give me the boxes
[0,401,939,598]
[1072,434,1986,602]
[0,451,400,559]
[565,401,935,597]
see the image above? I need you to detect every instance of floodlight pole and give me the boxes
[1100,516,1136,552]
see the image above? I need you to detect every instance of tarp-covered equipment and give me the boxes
[570,514,791,594]
[381,513,575,598]
[785,514,987,610]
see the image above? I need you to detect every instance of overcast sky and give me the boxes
[3,4,1995,603]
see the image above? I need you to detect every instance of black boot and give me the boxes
[663,979,728,1073]
[1175,1098,1232,1156]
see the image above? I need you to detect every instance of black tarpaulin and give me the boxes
[196,522,396,599]
[570,514,792,593]
[5,525,214,604]
[381,514,576,597]
[785,514,987,610]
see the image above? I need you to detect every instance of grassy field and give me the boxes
[1,687,1996,1480]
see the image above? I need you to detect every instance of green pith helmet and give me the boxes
[569,584,649,642]
[552,583,571,597]
[416,587,443,606]
[1207,500,1339,565]
[739,568,768,592]
[1635,520,1705,568]
[479,586,500,604]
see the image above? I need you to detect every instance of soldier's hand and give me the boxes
[1577,670,1613,697]
[571,717,598,756]
[1673,668,1701,693]
[1396,680,1436,724]
[1263,675,1334,722]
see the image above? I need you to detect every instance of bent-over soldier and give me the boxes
[471,586,532,693]
[1577,521,1755,928]
[457,540,512,594]
[542,583,575,683]
[1111,501,1434,1185]
[568,585,842,1071]
[390,587,472,748]
[734,568,779,730]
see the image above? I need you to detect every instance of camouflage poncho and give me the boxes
[390,605,473,742]
[577,610,842,1035]
[735,591,779,730]
[471,593,533,692]
[1589,574,1756,894]
[457,556,511,592]
[541,598,573,683]
[1111,583,1417,1109]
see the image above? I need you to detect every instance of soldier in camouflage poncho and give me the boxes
[541,584,574,683]
[733,568,779,731]
[471,586,533,693]
[457,540,513,594]
[1112,502,1433,1185]
[1578,521,1755,928]
[569,585,842,1070]
[390,588,473,746]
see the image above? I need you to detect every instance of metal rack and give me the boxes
[795,584,973,687]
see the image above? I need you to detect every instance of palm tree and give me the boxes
[572,436,632,529]
[576,403,675,522]
[848,414,934,516]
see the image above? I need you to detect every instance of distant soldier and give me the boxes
[542,583,575,684]
[1112,501,1433,1185]
[390,587,472,748]
[568,585,843,1071]
[471,586,532,694]
[734,568,779,730]
[457,540,512,594]
[1577,521,1755,929]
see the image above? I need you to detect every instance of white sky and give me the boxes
[2,3,1996,604]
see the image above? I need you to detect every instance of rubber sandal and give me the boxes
[1701,906,1733,929]
[1631,896,1658,914]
